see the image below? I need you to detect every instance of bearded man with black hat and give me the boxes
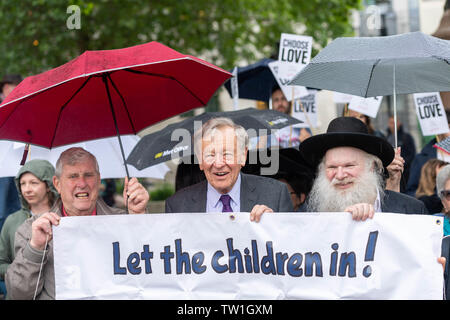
[299,116,428,220]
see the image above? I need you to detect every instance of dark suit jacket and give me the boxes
[381,190,428,214]
[165,173,294,213]
[298,189,428,215]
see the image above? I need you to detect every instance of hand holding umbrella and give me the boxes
[123,176,149,214]
[385,147,405,192]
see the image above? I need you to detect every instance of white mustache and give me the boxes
[331,177,356,186]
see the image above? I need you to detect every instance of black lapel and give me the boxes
[191,180,208,212]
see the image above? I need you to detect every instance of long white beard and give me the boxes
[307,164,384,212]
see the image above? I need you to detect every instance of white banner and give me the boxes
[53,212,443,300]
[413,92,449,136]
[348,95,383,119]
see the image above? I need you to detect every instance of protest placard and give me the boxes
[268,33,313,102]
[333,92,354,104]
[292,89,318,128]
[414,92,449,136]
[53,212,443,300]
[278,33,312,68]
[348,95,383,119]
[268,60,308,101]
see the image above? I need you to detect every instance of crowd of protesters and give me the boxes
[0,71,449,300]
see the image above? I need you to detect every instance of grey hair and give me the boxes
[193,117,249,160]
[55,147,100,178]
[437,164,450,199]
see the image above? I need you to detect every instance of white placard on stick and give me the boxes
[268,33,313,102]
[333,92,354,104]
[268,61,308,101]
[292,89,318,128]
[348,95,383,119]
[413,92,449,136]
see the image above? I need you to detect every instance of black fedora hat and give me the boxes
[299,116,394,168]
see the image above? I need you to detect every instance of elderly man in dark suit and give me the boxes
[165,117,293,220]
[298,116,428,218]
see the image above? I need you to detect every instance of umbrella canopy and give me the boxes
[224,58,277,102]
[126,108,303,170]
[0,41,231,177]
[0,136,170,179]
[289,31,450,148]
[224,58,319,103]
[289,31,450,97]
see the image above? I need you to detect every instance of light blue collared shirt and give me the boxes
[206,173,241,213]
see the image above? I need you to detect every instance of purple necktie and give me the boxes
[219,194,233,212]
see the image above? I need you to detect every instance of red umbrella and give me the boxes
[0,41,231,177]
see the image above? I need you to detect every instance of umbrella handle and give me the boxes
[20,144,30,165]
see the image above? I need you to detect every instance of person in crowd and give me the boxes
[5,147,150,300]
[271,85,311,148]
[274,172,312,212]
[344,109,405,193]
[165,117,294,219]
[0,159,58,299]
[344,109,386,139]
[0,74,22,103]
[386,115,417,185]
[299,116,428,217]
[406,110,450,196]
[435,164,450,236]
[100,179,117,207]
[0,74,24,231]
[416,159,448,214]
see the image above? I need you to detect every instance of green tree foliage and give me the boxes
[0,0,361,76]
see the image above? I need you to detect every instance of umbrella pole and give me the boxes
[102,75,130,180]
[102,75,130,214]
[393,64,398,149]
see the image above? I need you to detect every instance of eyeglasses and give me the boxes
[441,190,450,200]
